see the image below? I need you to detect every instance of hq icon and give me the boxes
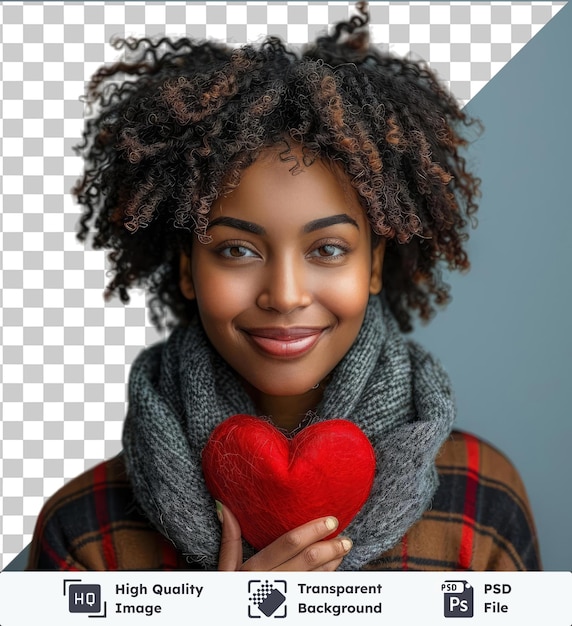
[442,580,474,618]
[63,580,107,618]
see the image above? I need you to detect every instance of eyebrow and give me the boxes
[207,213,359,235]
[303,214,359,233]
[207,217,265,235]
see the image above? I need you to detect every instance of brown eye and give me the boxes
[319,245,339,256]
[218,245,257,259]
[309,243,347,259]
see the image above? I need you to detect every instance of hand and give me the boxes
[216,502,352,571]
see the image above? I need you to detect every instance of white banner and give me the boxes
[0,571,570,624]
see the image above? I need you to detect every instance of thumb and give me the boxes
[216,501,243,571]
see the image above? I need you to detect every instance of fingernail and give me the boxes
[341,538,353,552]
[215,500,224,524]
[325,516,338,531]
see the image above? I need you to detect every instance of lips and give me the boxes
[243,327,325,358]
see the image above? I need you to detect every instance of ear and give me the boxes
[369,238,386,295]
[179,253,196,300]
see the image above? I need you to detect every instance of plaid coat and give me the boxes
[27,431,541,571]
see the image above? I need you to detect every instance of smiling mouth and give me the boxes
[243,328,325,358]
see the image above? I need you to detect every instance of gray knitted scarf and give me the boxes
[122,296,455,570]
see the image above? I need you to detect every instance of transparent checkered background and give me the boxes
[0,1,565,569]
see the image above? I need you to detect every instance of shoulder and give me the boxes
[31,455,133,533]
[27,456,184,571]
[432,430,541,570]
[40,454,130,507]
[437,430,531,500]
[368,430,541,571]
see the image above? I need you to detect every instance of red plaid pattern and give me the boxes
[27,431,541,571]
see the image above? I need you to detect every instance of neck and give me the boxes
[241,382,325,433]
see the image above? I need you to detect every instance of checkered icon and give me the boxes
[248,580,287,618]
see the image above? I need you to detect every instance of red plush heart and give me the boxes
[202,414,376,550]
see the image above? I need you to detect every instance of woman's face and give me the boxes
[180,148,385,398]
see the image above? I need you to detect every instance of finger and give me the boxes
[241,516,345,571]
[216,502,244,571]
[278,536,353,572]
[313,557,345,572]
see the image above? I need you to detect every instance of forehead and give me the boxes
[213,147,367,226]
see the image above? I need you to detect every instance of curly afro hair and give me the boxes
[74,2,480,332]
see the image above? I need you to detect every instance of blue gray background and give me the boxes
[413,1,572,571]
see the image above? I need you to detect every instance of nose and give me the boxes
[256,253,312,314]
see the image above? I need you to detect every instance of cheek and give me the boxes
[315,266,372,319]
[193,266,254,324]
